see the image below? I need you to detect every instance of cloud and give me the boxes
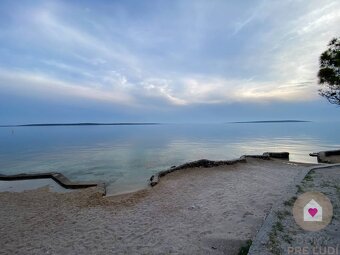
[0,69,135,105]
[41,59,95,78]
[231,1,265,36]
[171,76,318,105]
[0,0,339,112]
[31,8,141,73]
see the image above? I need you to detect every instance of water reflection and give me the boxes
[0,122,339,194]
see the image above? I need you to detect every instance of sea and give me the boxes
[0,121,339,195]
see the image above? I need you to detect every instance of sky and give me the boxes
[0,0,340,124]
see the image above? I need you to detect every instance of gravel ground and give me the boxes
[249,164,340,255]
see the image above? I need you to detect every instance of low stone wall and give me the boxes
[149,152,289,187]
[263,152,289,160]
[324,150,340,157]
[149,158,246,187]
[0,172,106,195]
[309,149,340,163]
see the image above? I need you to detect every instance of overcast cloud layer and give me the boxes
[0,0,340,124]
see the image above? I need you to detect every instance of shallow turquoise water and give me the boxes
[0,122,339,194]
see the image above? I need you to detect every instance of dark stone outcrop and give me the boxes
[309,149,340,163]
[263,152,289,160]
[149,152,289,187]
[324,150,340,157]
[149,158,247,187]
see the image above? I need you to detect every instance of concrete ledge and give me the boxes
[149,158,246,186]
[263,152,289,160]
[149,152,289,187]
[241,154,270,160]
[325,150,340,157]
[309,149,340,163]
[0,172,106,195]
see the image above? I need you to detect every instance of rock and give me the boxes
[263,152,289,160]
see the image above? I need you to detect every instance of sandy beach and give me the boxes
[0,157,317,254]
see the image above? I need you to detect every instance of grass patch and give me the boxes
[296,185,304,193]
[238,239,252,255]
[283,234,293,244]
[304,173,314,182]
[276,210,290,220]
[320,181,330,188]
[267,229,281,255]
[284,196,297,207]
[267,219,285,255]
[274,221,284,232]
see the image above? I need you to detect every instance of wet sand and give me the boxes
[0,179,71,193]
[0,158,313,254]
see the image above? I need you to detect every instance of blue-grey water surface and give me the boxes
[0,122,339,194]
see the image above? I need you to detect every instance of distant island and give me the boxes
[0,123,160,127]
[230,120,311,124]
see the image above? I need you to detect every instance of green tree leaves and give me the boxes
[318,37,340,105]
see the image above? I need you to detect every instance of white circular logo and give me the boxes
[293,192,333,231]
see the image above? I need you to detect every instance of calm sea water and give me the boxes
[0,122,339,195]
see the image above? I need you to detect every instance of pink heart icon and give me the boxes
[308,208,318,217]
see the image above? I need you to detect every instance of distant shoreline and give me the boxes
[230,120,311,124]
[0,120,312,127]
[0,123,160,127]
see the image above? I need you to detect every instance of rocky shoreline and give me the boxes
[149,152,289,187]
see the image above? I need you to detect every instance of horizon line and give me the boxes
[0,119,313,127]
[229,120,311,124]
[0,122,161,127]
